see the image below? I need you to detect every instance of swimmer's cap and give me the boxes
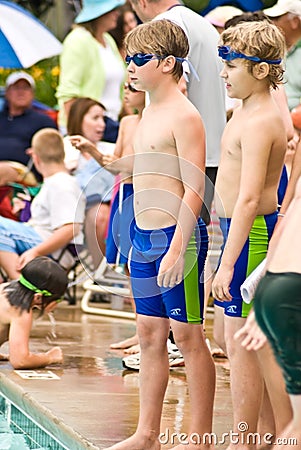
[19,256,68,301]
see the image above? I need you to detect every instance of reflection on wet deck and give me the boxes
[0,304,232,449]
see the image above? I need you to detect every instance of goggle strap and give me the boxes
[18,274,52,297]
[179,58,200,82]
[218,46,282,64]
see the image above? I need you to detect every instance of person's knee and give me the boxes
[172,324,202,354]
[136,321,166,350]
[224,328,245,359]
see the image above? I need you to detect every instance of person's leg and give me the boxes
[85,202,110,269]
[257,382,276,447]
[0,251,20,279]
[257,344,292,438]
[110,266,139,352]
[274,395,301,450]
[224,315,263,450]
[107,314,170,450]
[171,319,215,450]
[254,272,301,442]
[0,216,43,279]
[212,304,227,355]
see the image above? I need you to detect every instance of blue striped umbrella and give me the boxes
[0,0,62,68]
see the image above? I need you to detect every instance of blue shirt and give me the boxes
[199,0,265,15]
[0,106,57,166]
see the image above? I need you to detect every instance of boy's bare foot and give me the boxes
[110,334,138,350]
[105,434,160,450]
[124,343,140,355]
[211,347,227,359]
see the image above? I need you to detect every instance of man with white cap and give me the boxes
[0,71,57,186]
[264,0,301,110]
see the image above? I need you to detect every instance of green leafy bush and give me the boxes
[0,57,59,108]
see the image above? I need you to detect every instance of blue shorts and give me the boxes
[214,212,277,318]
[106,183,136,265]
[0,216,42,254]
[130,219,208,324]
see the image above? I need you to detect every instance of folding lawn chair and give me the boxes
[80,258,133,319]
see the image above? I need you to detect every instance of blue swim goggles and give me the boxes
[218,45,282,64]
[125,53,200,81]
[125,53,183,66]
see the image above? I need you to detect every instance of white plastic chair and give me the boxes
[80,258,134,319]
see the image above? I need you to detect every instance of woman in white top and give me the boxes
[67,97,115,270]
[56,0,126,131]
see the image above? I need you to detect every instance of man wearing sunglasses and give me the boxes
[130,0,226,227]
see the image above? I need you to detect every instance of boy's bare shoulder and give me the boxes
[120,114,140,131]
[120,114,140,125]
[243,101,285,134]
[173,94,203,124]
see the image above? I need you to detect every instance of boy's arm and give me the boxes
[70,123,134,175]
[266,176,301,267]
[279,138,301,216]
[157,110,206,288]
[213,118,277,301]
[102,119,134,175]
[18,223,79,269]
[102,153,134,175]
[272,86,294,142]
[9,312,63,369]
[68,135,105,166]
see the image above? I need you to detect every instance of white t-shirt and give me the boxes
[28,171,85,246]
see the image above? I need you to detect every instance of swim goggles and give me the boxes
[125,53,200,81]
[126,53,177,66]
[218,46,282,64]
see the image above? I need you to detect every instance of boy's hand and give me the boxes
[102,154,117,166]
[68,135,99,158]
[17,248,41,270]
[12,193,30,215]
[157,251,184,288]
[212,265,233,301]
[46,347,63,364]
[234,310,267,351]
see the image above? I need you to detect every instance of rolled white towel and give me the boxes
[240,258,266,304]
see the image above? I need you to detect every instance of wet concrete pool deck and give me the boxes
[0,303,232,449]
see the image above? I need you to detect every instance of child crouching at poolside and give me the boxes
[0,256,68,369]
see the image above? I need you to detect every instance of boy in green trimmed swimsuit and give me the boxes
[212,20,287,448]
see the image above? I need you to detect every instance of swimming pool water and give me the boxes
[0,394,67,450]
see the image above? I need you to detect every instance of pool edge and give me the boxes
[0,372,99,450]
